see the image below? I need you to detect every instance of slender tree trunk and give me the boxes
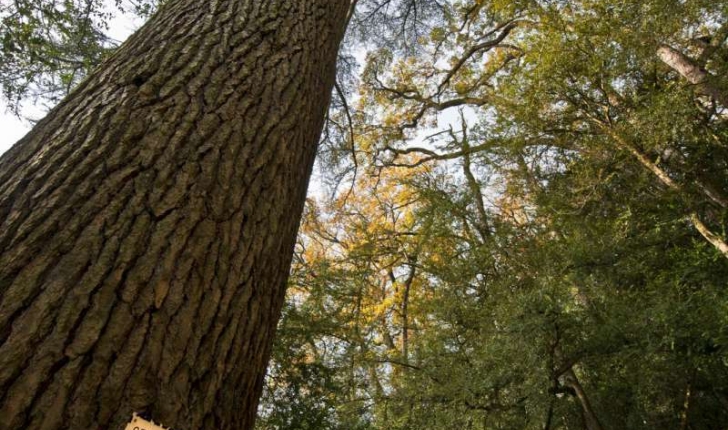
[462,137,491,241]
[400,262,416,363]
[382,270,398,351]
[657,44,728,107]
[0,1,349,429]
[680,372,695,430]
[597,125,728,259]
[690,213,728,257]
[562,369,604,430]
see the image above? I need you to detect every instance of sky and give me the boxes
[0,106,29,154]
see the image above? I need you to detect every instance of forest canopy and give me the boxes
[2,0,728,429]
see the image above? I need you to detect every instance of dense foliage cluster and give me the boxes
[0,0,158,113]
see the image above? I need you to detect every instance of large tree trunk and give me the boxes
[0,1,349,429]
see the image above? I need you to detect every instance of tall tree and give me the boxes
[0,1,349,429]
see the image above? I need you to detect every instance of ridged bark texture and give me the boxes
[0,1,349,429]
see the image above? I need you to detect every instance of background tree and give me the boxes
[0,0,350,429]
[258,1,728,429]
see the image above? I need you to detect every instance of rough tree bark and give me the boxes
[0,1,349,429]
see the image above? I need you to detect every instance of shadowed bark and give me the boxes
[0,0,349,429]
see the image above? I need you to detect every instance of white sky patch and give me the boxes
[0,102,30,154]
